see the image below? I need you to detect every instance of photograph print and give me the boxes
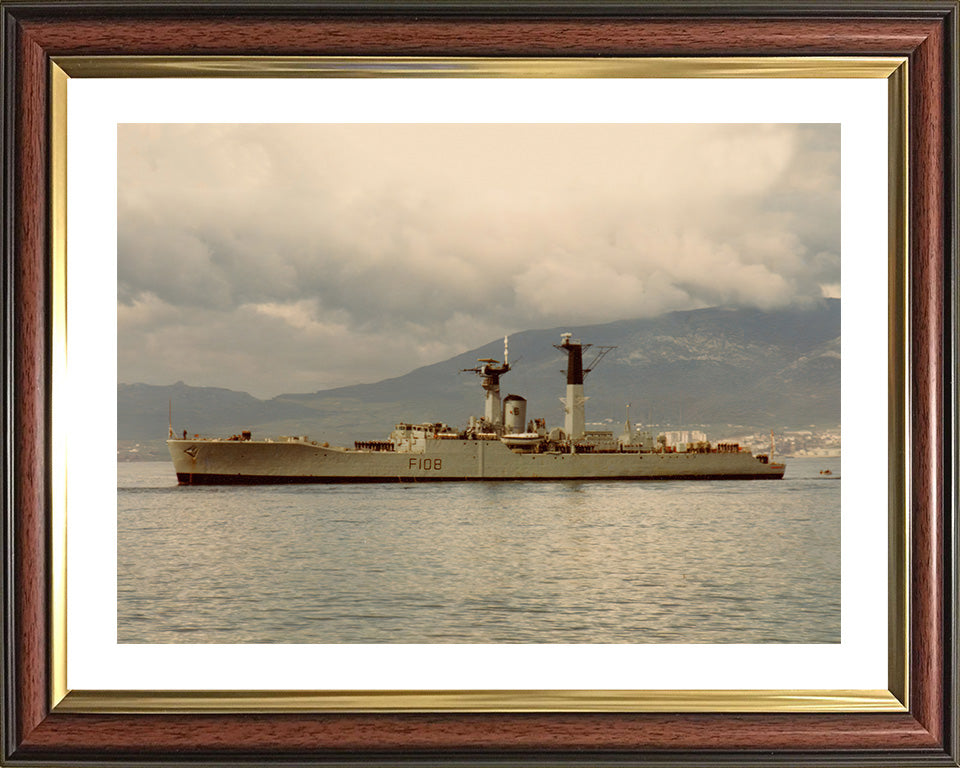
[118,123,840,644]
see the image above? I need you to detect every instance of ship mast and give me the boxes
[555,333,616,440]
[462,336,511,428]
[555,334,588,439]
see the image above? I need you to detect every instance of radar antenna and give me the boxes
[462,337,511,427]
[584,345,617,376]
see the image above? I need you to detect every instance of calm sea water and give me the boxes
[118,457,840,644]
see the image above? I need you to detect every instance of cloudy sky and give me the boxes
[118,123,839,399]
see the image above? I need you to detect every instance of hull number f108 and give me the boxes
[409,458,442,470]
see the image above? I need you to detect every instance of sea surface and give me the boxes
[118,457,840,644]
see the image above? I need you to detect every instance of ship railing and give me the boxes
[354,440,396,452]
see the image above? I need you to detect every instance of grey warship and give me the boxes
[167,333,786,484]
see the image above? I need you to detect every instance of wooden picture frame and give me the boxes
[2,1,957,765]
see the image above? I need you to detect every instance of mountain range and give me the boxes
[119,300,840,453]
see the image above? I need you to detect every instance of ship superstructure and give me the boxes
[167,333,786,484]
[461,336,512,431]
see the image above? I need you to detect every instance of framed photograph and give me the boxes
[2,2,957,766]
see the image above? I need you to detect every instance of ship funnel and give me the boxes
[503,394,527,433]
[552,334,617,440]
[555,333,588,439]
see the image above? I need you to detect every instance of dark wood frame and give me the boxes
[2,1,957,765]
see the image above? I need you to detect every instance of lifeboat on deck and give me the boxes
[499,433,544,450]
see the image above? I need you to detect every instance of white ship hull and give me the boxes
[168,437,785,484]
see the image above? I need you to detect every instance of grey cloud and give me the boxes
[118,123,840,396]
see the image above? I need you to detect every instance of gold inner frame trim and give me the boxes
[886,60,910,709]
[57,688,903,714]
[49,55,909,715]
[50,61,69,710]
[53,55,905,79]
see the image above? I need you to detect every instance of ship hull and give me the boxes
[168,438,785,485]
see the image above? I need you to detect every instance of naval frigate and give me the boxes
[167,333,786,484]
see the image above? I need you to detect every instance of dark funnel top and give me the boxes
[557,339,584,385]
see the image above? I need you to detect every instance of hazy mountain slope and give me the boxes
[119,381,319,440]
[120,300,840,445]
